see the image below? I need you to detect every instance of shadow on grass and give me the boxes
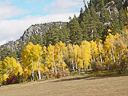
[53,74,128,82]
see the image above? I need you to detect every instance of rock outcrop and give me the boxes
[0,21,67,50]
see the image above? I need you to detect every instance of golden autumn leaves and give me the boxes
[0,6,128,83]
[1,31,128,82]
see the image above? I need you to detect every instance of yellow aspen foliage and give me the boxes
[2,74,8,81]
[77,58,83,68]
[90,40,98,61]
[65,68,69,71]
[15,63,23,76]
[46,44,55,69]
[80,40,91,68]
[8,72,13,79]
[32,44,43,62]
[105,56,110,62]
[61,62,66,68]
[23,67,31,77]
[54,44,61,64]
[104,33,116,64]
[67,44,74,69]
[3,57,17,74]
[21,42,34,70]
[43,46,47,54]
[104,33,115,50]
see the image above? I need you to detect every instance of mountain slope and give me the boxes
[0,21,67,50]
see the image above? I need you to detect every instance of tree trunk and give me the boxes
[38,67,41,80]
[72,60,74,70]
[100,53,103,63]
[37,60,41,80]
[32,70,34,80]
[82,62,83,72]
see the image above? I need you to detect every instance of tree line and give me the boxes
[0,1,128,84]
[1,28,128,84]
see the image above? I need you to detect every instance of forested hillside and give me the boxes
[0,0,127,61]
[0,0,128,84]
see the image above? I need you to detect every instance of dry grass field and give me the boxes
[0,76,128,96]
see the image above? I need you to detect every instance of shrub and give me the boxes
[57,71,62,78]
[2,74,18,85]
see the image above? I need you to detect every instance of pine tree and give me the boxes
[79,7,84,22]
[0,47,17,61]
[70,16,83,45]
[101,8,110,22]
[16,41,26,60]
[119,7,126,30]
[60,26,70,44]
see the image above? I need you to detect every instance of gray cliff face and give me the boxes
[0,21,67,50]
[20,21,67,41]
[0,40,18,51]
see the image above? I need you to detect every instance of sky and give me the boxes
[0,0,90,45]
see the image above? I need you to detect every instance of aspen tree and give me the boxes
[104,33,115,70]
[21,42,34,78]
[80,40,91,72]
[46,44,55,71]
[90,40,98,61]
[58,41,67,72]
[96,39,104,63]
[67,44,74,70]
[31,44,43,80]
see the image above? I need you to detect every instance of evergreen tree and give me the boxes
[80,21,89,40]
[0,47,17,61]
[79,7,84,23]
[44,23,60,46]
[119,7,126,30]
[16,41,26,60]
[60,26,70,44]
[69,16,83,45]
[101,8,110,22]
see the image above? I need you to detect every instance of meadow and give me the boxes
[0,75,128,96]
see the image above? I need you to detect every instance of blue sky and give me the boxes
[0,0,89,45]
[5,0,52,19]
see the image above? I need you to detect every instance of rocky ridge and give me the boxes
[0,21,67,50]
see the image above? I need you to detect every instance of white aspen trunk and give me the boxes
[58,51,60,66]
[112,47,115,62]
[89,64,91,69]
[32,70,34,80]
[100,54,103,63]
[32,61,34,80]
[93,57,95,61]
[82,62,83,72]
[37,60,41,80]
[75,58,77,70]
[55,68,57,74]
[113,57,115,62]
[38,67,41,80]
[53,52,55,67]
[111,53,113,60]
[76,63,77,70]
[72,60,74,70]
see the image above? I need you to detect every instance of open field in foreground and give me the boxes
[0,76,128,96]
